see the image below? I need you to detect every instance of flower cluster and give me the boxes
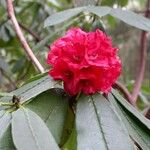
[47,28,121,95]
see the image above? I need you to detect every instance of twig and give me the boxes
[113,82,133,104]
[18,22,42,42]
[18,22,50,48]
[145,108,150,119]
[131,0,150,105]
[6,0,45,73]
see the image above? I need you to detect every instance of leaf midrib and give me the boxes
[24,109,40,150]
[90,96,109,150]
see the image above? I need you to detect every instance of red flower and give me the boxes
[47,28,121,95]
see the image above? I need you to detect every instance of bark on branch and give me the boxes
[131,0,150,105]
[6,0,45,73]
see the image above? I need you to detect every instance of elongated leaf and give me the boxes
[12,108,59,150]
[44,6,150,31]
[0,112,11,139]
[0,75,57,103]
[0,125,16,150]
[26,90,68,144]
[44,7,86,27]
[110,8,150,31]
[0,92,13,97]
[109,91,150,150]
[112,89,150,129]
[86,6,111,17]
[76,94,134,150]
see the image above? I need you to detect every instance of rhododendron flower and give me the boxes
[47,28,121,95]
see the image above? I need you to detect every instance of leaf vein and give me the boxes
[90,96,109,150]
[24,109,40,150]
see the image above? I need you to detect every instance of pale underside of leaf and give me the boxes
[0,125,16,150]
[44,6,150,32]
[76,94,134,150]
[44,7,86,27]
[0,112,11,139]
[110,8,150,31]
[12,108,60,150]
[0,75,57,104]
[26,90,68,144]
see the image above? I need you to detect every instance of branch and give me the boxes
[18,22,49,48]
[145,108,150,119]
[6,0,45,73]
[113,82,133,104]
[131,0,150,105]
[18,22,42,42]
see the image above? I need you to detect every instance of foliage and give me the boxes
[0,0,150,149]
[0,75,150,149]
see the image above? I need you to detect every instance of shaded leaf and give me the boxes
[0,125,16,150]
[76,94,134,150]
[112,89,150,129]
[12,108,59,150]
[62,129,77,150]
[109,91,150,150]
[118,0,128,6]
[0,58,9,72]
[26,90,68,144]
[60,106,75,146]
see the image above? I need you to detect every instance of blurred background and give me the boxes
[0,0,150,111]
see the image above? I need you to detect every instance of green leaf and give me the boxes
[0,75,57,104]
[112,89,150,129]
[76,94,134,150]
[0,112,11,139]
[26,90,68,144]
[0,125,16,150]
[109,90,150,150]
[101,0,114,6]
[110,8,150,31]
[12,108,60,150]
[60,106,75,146]
[118,0,128,6]
[86,6,111,17]
[44,7,86,27]
[62,129,77,150]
